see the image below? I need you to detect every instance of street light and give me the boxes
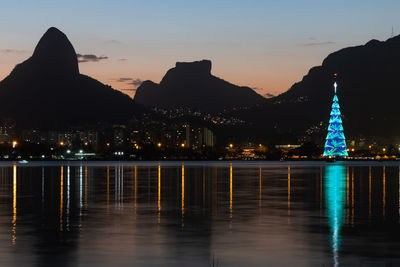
[12,141,17,148]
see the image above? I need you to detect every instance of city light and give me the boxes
[181,143,185,148]
[12,141,18,148]
[229,144,233,148]
[157,142,162,148]
[59,142,64,146]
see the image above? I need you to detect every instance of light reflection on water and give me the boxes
[324,165,346,267]
[0,162,400,266]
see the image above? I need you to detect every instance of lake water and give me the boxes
[0,161,400,266]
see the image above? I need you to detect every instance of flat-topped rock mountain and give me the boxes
[0,27,143,129]
[134,60,265,112]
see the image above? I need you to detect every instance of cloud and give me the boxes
[129,78,143,87]
[1,49,29,54]
[116,77,143,87]
[252,87,263,91]
[297,41,336,47]
[264,93,275,98]
[118,58,128,61]
[117,78,133,82]
[77,54,108,63]
[104,39,123,45]
[120,88,137,92]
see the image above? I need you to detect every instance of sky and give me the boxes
[0,0,399,98]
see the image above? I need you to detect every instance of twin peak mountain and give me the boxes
[0,27,264,129]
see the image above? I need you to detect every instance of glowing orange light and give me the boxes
[229,144,233,148]
[12,141,17,148]
[181,143,185,148]
[59,142,64,146]
[157,142,162,148]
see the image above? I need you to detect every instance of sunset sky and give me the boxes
[0,0,399,98]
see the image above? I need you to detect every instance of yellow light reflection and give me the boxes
[259,167,262,210]
[134,166,137,214]
[60,166,64,232]
[158,164,161,223]
[230,164,233,219]
[12,165,17,244]
[202,167,206,215]
[369,166,372,220]
[181,164,185,227]
[288,166,291,216]
[351,167,354,226]
[383,166,386,218]
[106,166,110,211]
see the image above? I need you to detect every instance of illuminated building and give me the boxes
[184,124,191,147]
[0,118,16,143]
[323,81,348,157]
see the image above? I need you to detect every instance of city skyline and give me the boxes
[1,0,399,97]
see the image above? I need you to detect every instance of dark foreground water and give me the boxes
[0,161,400,266]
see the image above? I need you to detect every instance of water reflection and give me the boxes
[229,164,233,219]
[11,164,16,244]
[324,165,346,267]
[60,166,63,231]
[288,166,291,216]
[181,164,185,227]
[1,162,400,266]
[158,164,161,223]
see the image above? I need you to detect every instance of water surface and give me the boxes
[0,161,400,266]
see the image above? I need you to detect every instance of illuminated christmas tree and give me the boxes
[323,81,348,157]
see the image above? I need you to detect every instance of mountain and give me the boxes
[0,27,143,130]
[233,35,400,140]
[134,60,265,112]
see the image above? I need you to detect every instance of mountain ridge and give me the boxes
[234,34,400,140]
[0,27,143,130]
[134,60,265,112]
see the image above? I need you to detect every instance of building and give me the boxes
[0,118,16,143]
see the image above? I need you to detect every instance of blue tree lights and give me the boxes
[323,81,348,157]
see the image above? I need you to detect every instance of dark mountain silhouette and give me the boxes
[134,60,265,112]
[234,35,400,140]
[0,27,143,130]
